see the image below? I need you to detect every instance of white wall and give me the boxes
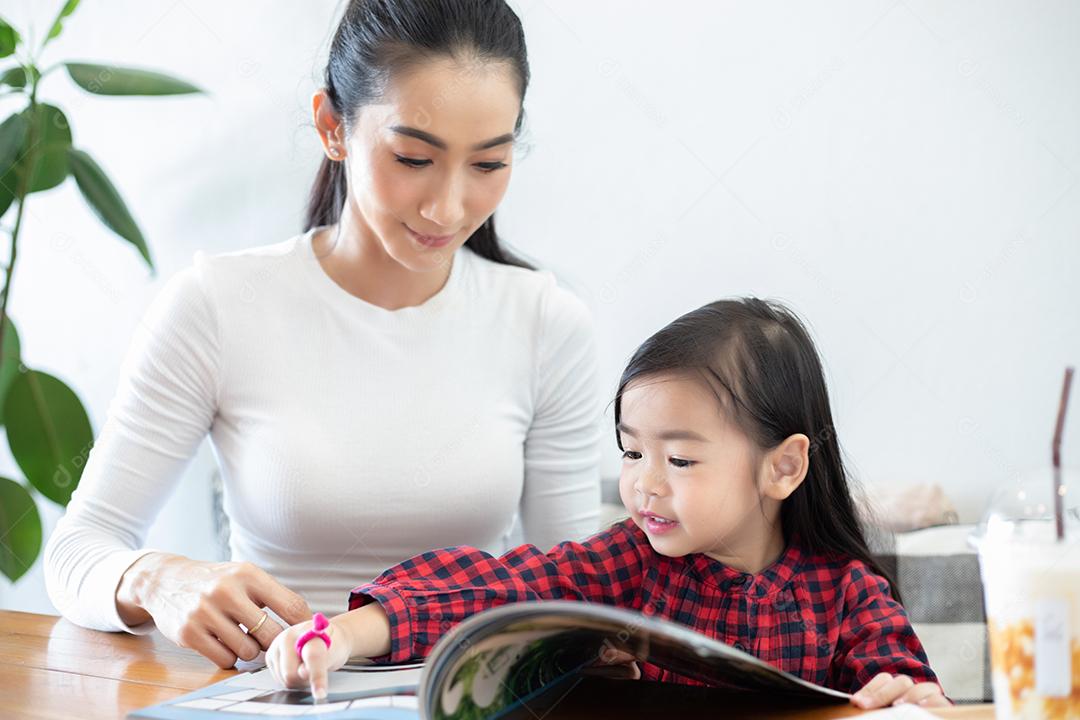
[1,0,1077,613]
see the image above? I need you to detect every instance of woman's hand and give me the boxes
[115,552,312,668]
[851,672,950,709]
[267,617,353,699]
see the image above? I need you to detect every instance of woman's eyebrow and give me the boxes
[389,125,514,151]
[617,422,709,442]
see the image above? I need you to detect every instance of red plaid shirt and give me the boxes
[349,518,941,694]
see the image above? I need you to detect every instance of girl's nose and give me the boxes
[634,470,667,497]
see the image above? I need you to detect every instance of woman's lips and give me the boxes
[405,224,454,248]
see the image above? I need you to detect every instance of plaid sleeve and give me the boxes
[829,565,945,697]
[347,521,645,664]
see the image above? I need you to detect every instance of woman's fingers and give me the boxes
[210,608,263,662]
[182,627,240,669]
[232,601,286,652]
[218,565,303,656]
[140,557,313,669]
[247,568,312,627]
[247,615,285,651]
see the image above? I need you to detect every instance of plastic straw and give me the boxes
[1053,367,1074,541]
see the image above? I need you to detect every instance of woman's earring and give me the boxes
[329,146,341,158]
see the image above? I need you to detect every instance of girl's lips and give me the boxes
[640,511,679,535]
[405,224,454,248]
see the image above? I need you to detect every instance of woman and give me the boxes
[44,0,600,669]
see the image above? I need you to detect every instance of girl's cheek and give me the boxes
[618,476,639,511]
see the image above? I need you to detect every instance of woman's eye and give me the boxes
[474,161,507,173]
[669,458,695,468]
[394,154,431,168]
[622,450,641,461]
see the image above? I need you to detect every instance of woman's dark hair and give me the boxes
[305,0,532,269]
[614,297,901,602]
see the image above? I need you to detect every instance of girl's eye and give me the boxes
[394,154,431,168]
[474,161,507,173]
[669,458,695,468]
[622,450,641,461]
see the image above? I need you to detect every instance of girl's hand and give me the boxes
[582,646,641,680]
[266,617,353,699]
[851,673,950,709]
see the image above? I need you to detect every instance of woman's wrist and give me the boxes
[115,551,173,626]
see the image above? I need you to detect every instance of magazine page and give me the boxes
[420,601,849,720]
[128,662,425,719]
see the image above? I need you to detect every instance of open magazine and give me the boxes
[130,600,849,719]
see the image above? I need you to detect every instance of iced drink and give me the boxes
[979,519,1080,719]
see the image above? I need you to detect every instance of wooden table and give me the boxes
[1,610,995,718]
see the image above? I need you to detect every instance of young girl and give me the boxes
[266,298,949,709]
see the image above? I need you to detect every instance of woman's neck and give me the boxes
[313,205,454,310]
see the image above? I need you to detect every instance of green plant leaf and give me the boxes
[0,172,13,218]
[4,368,93,507]
[1,102,73,197]
[1,66,39,89]
[65,62,204,96]
[0,111,27,171]
[0,17,21,58]
[0,315,21,428]
[0,476,41,582]
[28,104,73,191]
[44,0,80,46]
[0,110,28,217]
[67,148,153,271]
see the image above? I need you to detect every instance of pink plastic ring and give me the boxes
[295,612,332,660]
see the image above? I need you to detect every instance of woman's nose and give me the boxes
[419,172,465,229]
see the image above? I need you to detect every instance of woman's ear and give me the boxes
[312,89,346,160]
[762,433,810,501]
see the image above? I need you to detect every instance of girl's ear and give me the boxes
[762,433,810,501]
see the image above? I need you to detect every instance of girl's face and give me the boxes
[617,371,801,565]
[318,57,521,271]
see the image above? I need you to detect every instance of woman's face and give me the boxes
[319,57,521,272]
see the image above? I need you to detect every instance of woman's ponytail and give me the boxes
[304,154,348,232]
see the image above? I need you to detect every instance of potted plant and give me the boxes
[0,0,204,582]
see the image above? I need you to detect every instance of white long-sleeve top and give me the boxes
[44,227,601,633]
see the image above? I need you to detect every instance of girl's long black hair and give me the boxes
[614,298,900,601]
[305,0,532,270]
